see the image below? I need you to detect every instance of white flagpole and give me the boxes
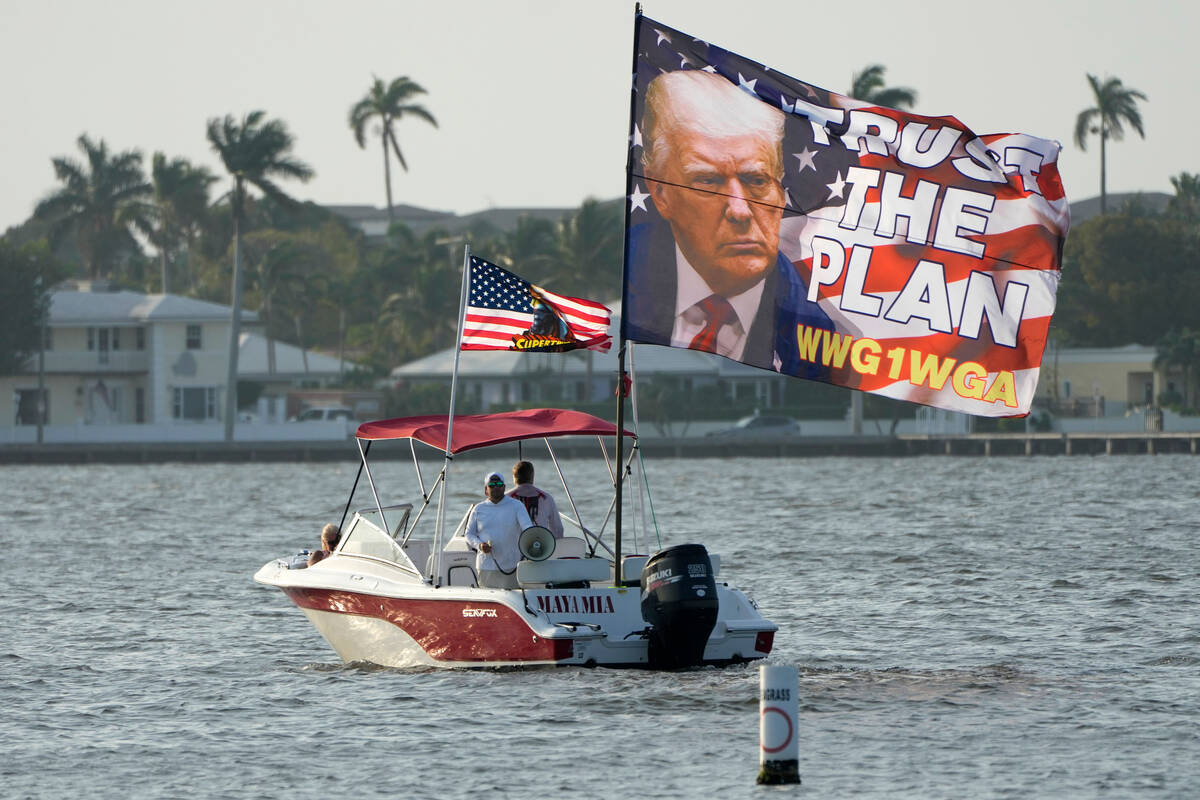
[432,243,471,586]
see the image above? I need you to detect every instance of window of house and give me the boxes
[87,327,95,351]
[98,328,110,364]
[135,387,145,423]
[186,325,202,350]
[111,327,121,351]
[136,327,146,350]
[173,387,217,420]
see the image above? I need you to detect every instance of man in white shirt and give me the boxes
[465,470,533,589]
[508,460,564,539]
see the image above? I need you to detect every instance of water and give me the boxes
[2,454,1198,798]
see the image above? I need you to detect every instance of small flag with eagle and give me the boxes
[462,256,612,352]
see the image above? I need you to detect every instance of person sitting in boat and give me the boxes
[307,523,341,567]
[465,471,534,590]
[508,460,564,539]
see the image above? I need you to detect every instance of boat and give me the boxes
[254,407,776,669]
[256,7,804,670]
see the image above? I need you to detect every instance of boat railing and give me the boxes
[559,513,614,558]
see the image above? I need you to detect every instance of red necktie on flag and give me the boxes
[688,294,736,352]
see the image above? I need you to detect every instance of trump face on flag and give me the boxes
[624,70,833,379]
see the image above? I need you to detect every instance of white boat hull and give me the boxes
[255,556,775,669]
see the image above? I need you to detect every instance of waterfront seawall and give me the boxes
[2,431,1197,464]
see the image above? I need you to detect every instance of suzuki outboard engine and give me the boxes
[640,544,719,669]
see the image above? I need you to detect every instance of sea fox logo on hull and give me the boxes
[534,594,616,615]
[462,608,498,618]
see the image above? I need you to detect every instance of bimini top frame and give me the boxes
[355,408,635,452]
[340,408,640,586]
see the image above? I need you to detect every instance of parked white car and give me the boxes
[290,407,355,423]
[706,414,800,437]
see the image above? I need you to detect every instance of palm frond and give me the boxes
[1074,107,1099,150]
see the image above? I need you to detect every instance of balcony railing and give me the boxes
[38,350,150,373]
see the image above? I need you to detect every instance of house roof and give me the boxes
[326,203,578,237]
[50,290,259,325]
[390,323,773,381]
[237,332,355,379]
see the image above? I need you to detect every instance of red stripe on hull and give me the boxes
[283,587,572,663]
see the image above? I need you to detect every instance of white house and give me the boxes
[1,280,353,435]
[389,313,791,413]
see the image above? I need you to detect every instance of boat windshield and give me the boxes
[339,510,416,571]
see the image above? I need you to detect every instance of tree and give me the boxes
[349,76,438,227]
[307,221,365,381]
[1167,172,1200,222]
[1154,328,1200,409]
[1055,212,1200,346]
[557,198,623,298]
[1074,74,1147,215]
[376,227,462,361]
[847,65,917,109]
[34,134,151,278]
[0,240,61,375]
[206,111,313,440]
[145,153,216,294]
[241,230,311,375]
[498,215,561,285]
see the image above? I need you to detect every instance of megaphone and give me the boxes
[518,526,556,562]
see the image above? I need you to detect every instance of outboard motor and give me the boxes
[640,544,719,669]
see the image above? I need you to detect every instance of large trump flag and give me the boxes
[621,15,1069,417]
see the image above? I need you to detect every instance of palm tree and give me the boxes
[146,153,216,294]
[206,111,313,440]
[559,198,623,298]
[500,215,561,285]
[349,76,438,227]
[377,229,462,359]
[242,230,312,376]
[847,65,917,109]
[1074,74,1147,215]
[34,134,151,279]
[1167,172,1200,221]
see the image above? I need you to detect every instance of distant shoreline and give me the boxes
[2,431,1197,464]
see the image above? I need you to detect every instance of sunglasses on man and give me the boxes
[487,480,505,488]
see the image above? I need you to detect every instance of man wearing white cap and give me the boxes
[465,470,534,589]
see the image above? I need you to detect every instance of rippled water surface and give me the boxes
[2,454,1198,798]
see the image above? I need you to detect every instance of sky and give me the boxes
[2,0,1194,233]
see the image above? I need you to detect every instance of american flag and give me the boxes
[462,256,612,352]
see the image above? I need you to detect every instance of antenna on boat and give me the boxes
[431,243,473,587]
[614,2,644,587]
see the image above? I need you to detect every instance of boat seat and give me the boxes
[428,549,478,587]
[621,555,649,583]
[554,536,586,558]
[517,557,611,588]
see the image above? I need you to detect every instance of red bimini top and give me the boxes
[355,408,635,454]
